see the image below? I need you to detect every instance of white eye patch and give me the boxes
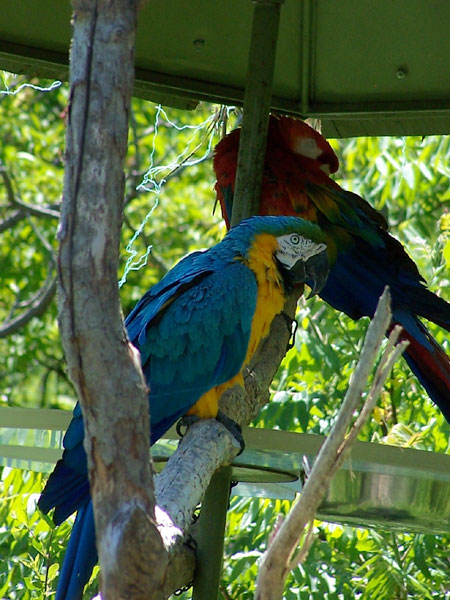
[292,137,322,160]
[275,233,327,269]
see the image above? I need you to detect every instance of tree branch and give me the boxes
[0,162,17,204]
[0,209,26,233]
[59,1,166,599]
[0,273,57,338]
[8,193,61,219]
[253,288,409,600]
[0,212,57,337]
[0,161,60,220]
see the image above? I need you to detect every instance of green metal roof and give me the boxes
[1,0,449,137]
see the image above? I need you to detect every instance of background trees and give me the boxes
[1,71,449,598]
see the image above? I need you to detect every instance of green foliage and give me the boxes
[0,467,63,599]
[0,467,100,599]
[1,71,450,598]
[0,75,67,409]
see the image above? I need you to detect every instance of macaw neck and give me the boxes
[245,233,282,286]
[243,233,287,360]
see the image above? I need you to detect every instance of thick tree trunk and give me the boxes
[58,2,167,598]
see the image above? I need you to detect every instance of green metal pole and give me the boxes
[192,466,233,600]
[230,0,284,228]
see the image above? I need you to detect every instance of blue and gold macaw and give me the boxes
[39,215,329,600]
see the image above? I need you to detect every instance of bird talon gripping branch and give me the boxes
[176,414,201,438]
[215,409,245,455]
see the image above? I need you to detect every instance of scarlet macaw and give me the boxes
[39,215,329,600]
[214,116,450,420]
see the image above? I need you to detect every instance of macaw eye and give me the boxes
[290,234,300,245]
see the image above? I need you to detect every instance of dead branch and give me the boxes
[253,288,409,600]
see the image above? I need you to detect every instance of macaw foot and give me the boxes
[176,412,245,455]
[216,410,245,456]
[176,414,200,438]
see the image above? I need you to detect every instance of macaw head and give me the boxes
[270,115,339,176]
[226,216,329,297]
[274,229,329,296]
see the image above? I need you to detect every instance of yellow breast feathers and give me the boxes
[244,233,287,361]
[188,233,288,420]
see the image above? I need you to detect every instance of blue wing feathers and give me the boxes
[321,236,450,418]
[55,502,97,600]
[38,462,89,524]
[321,234,447,327]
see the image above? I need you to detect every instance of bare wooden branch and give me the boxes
[0,210,58,336]
[156,420,241,536]
[253,288,408,600]
[58,1,166,598]
[343,325,408,451]
[8,193,60,219]
[0,162,60,219]
[0,209,25,233]
[0,162,17,205]
[0,274,56,338]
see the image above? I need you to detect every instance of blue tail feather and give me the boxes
[55,501,97,600]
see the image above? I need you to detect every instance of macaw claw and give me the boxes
[176,414,201,438]
[216,410,245,455]
[176,411,245,455]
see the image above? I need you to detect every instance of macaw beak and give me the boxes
[288,248,329,297]
[305,248,329,297]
